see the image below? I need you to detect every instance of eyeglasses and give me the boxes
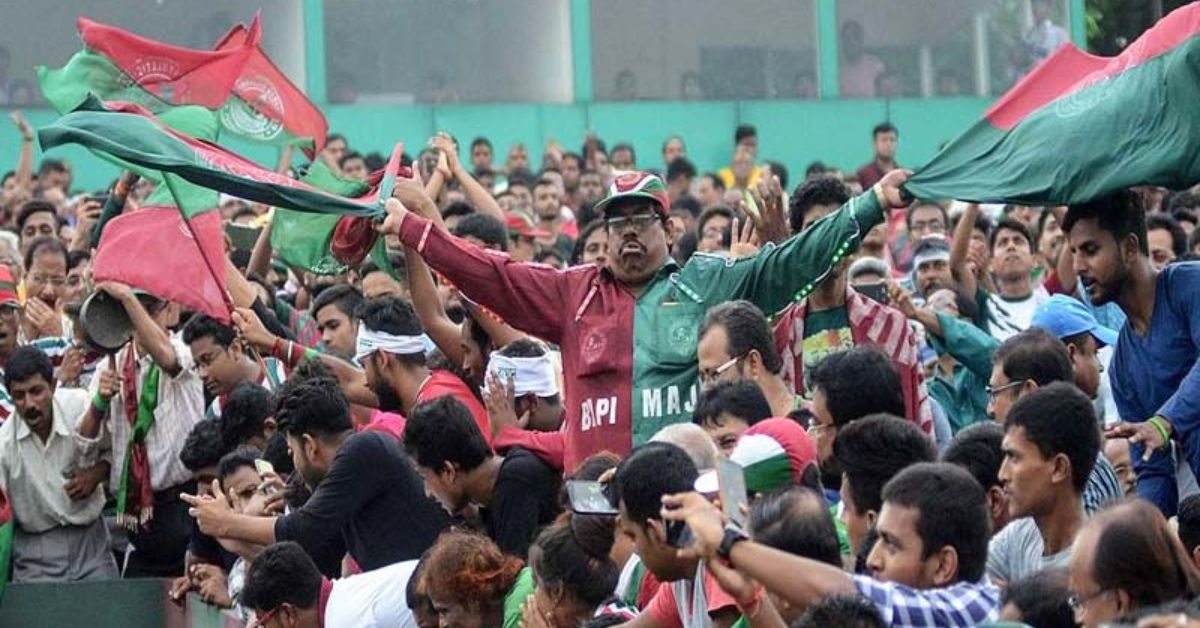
[699,354,744,385]
[806,419,833,437]
[29,274,66,288]
[605,213,659,233]
[985,380,1025,401]
[249,604,285,627]
[1067,589,1110,615]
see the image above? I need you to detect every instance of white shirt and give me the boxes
[76,333,204,492]
[987,286,1051,342]
[0,388,105,533]
[324,560,418,628]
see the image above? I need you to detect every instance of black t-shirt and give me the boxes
[274,431,449,572]
[188,520,239,572]
[483,448,563,558]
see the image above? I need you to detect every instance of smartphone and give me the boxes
[718,459,749,528]
[566,480,618,516]
[665,510,694,548]
[88,194,110,207]
[854,282,890,306]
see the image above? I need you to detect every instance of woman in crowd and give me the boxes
[421,531,524,628]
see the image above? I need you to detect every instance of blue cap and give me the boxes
[1032,294,1120,347]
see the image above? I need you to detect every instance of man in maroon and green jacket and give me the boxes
[381,170,910,472]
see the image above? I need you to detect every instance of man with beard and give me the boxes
[1066,190,1200,516]
[531,177,575,260]
[354,296,489,439]
[182,376,448,577]
[380,170,912,472]
[0,346,116,581]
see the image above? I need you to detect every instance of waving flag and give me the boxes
[0,487,11,602]
[906,3,1200,204]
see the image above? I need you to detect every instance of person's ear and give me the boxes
[928,545,960,587]
[865,509,877,527]
[646,519,668,546]
[1113,588,1132,616]
[263,417,277,438]
[1066,341,1080,366]
[1123,233,1142,264]
[301,433,319,460]
[745,349,764,378]
[987,485,1009,521]
[1051,453,1072,487]
[440,461,459,483]
[1021,379,1039,396]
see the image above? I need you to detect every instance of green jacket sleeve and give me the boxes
[693,191,885,315]
[930,312,999,380]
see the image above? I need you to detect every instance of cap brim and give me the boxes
[1089,324,1119,348]
[594,192,667,217]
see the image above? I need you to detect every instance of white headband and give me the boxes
[484,352,559,398]
[355,323,428,364]
[912,247,951,270]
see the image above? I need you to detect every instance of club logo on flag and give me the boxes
[219,75,285,141]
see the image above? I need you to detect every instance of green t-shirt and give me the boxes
[503,567,536,628]
[801,307,854,389]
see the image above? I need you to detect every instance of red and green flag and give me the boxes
[38,14,326,154]
[906,3,1200,203]
[0,487,11,603]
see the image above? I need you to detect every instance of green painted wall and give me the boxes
[9,97,991,194]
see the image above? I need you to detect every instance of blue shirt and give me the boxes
[853,576,1000,627]
[1110,263,1200,429]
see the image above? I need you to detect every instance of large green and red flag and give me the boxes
[38,14,326,154]
[905,2,1200,204]
[0,487,11,603]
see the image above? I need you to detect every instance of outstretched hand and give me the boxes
[747,174,790,245]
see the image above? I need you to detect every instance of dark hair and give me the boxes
[906,201,948,232]
[67,249,90,272]
[356,296,425,364]
[809,347,905,427]
[792,595,885,628]
[453,212,509,252]
[240,542,323,613]
[1005,382,1099,493]
[763,160,789,191]
[789,178,851,233]
[881,462,990,583]
[311,284,363,323]
[217,446,262,483]
[671,195,702,219]
[994,327,1073,387]
[497,338,547,358]
[360,252,408,285]
[404,395,491,472]
[441,201,476,221]
[1179,494,1200,553]
[2,345,53,390]
[530,517,619,609]
[1173,208,1199,228]
[1147,213,1188,256]
[261,431,294,476]
[942,422,1005,491]
[23,236,67,271]
[1089,500,1200,611]
[471,136,493,152]
[182,313,236,348]
[609,442,698,524]
[1002,568,1075,628]
[180,419,228,472]
[327,133,346,146]
[834,414,936,516]
[700,300,782,374]
[610,143,636,163]
[666,157,697,184]
[872,122,898,138]
[697,206,734,237]
[748,486,841,567]
[16,200,59,232]
[692,380,772,428]
[219,382,274,449]
[734,124,757,145]
[701,172,726,193]
[989,217,1037,254]
[338,152,364,170]
[273,376,353,439]
[1064,190,1149,256]
[571,219,606,266]
[37,159,68,177]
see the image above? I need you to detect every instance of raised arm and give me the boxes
[97,282,181,376]
[381,199,569,345]
[247,218,274,280]
[431,133,503,221]
[10,112,33,190]
[405,245,466,366]
[950,202,980,298]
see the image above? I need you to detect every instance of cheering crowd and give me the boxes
[4,48,1200,628]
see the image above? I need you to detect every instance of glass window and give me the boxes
[837,0,1073,99]
[590,0,818,102]
[0,0,305,107]
[323,0,573,104]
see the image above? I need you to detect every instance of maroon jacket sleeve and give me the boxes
[492,426,565,472]
[397,214,570,345]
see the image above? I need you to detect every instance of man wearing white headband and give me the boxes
[910,235,955,300]
[355,297,490,440]
[485,339,563,433]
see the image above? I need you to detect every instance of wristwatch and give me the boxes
[717,523,749,559]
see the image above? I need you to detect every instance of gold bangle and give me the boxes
[872,182,888,208]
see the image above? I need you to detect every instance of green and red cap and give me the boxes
[0,267,18,308]
[593,172,671,219]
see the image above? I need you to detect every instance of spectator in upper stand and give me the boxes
[310,284,363,361]
[1000,568,1076,628]
[666,157,696,204]
[761,160,789,194]
[339,152,368,181]
[856,123,899,189]
[506,175,534,215]
[988,383,1099,586]
[775,178,932,434]
[453,212,509,252]
[504,212,547,263]
[718,125,761,191]
[182,376,448,578]
[404,395,560,558]
[662,135,686,169]
[691,380,772,456]
[505,143,531,178]
[610,143,636,172]
[1146,213,1187,271]
[532,177,575,260]
[470,137,494,172]
[696,172,726,210]
[943,422,1011,537]
[560,152,584,204]
[840,21,886,99]
[570,219,608,268]
[577,169,607,208]
[17,200,59,253]
[696,206,734,255]
[908,201,949,243]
